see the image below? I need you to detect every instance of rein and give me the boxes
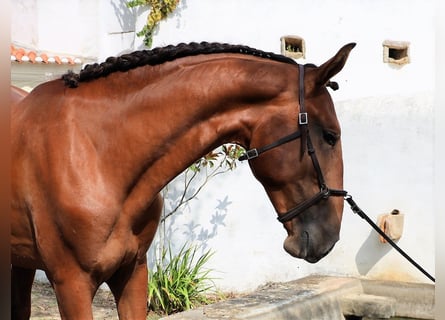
[344,194,435,283]
[238,64,435,283]
[238,64,347,223]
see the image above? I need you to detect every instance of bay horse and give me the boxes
[11,41,355,319]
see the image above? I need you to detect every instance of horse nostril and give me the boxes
[303,230,310,251]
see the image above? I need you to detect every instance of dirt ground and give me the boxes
[30,281,161,320]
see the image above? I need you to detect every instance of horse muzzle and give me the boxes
[283,231,338,263]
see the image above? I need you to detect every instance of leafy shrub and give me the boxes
[127,0,180,47]
[148,243,215,315]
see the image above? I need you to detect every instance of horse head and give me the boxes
[243,43,355,263]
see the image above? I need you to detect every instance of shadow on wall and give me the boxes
[147,171,231,268]
[183,195,231,250]
[110,0,137,33]
[355,230,392,275]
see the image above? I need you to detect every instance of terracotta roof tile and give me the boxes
[10,44,82,65]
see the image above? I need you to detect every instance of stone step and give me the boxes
[161,276,434,320]
[162,276,362,320]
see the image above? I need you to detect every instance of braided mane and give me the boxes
[62,42,298,88]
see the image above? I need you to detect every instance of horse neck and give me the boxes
[91,55,295,203]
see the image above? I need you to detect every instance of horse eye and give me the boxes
[323,130,339,146]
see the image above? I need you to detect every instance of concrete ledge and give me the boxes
[160,275,434,320]
[361,279,435,319]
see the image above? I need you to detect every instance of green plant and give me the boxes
[127,0,180,47]
[149,144,244,315]
[148,243,215,315]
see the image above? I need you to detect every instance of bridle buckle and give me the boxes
[245,148,259,160]
[321,185,330,198]
[299,112,308,125]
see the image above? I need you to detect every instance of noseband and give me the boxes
[238,64,347,223]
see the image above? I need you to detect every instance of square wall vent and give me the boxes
[383,40,410,65]
[281,36,305,59]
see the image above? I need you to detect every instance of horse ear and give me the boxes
[310,43,356,88]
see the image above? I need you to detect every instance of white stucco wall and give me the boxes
[11,0,139,60]
[11,0,435,292]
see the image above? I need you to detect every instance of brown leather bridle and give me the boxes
[238,64,347,223]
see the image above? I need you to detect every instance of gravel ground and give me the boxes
[30,281,161,320]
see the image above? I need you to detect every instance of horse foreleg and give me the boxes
[11,266,35,320]
[106,194,162,319]
[47,271,96,320]
[107,257,149,320]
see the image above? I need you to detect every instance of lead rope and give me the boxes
[344,194,435,283]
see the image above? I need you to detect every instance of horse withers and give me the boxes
[11,42,355,319]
